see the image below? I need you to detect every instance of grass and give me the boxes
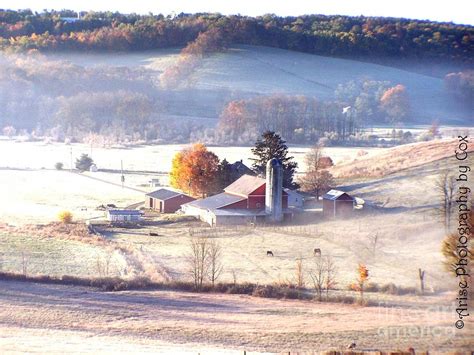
[331,138,474,179]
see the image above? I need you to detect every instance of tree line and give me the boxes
[217,81,410,144]
[0,10,472,65]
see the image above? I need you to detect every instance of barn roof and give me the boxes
[146,188,184,201]
[183,192,245,210]
[224,174,266,197]
[322,189,354,201]
[107,209,143,215]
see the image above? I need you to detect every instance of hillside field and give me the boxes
[44,45,472,124]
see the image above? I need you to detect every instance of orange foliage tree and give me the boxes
[356,263,369,301]
[169,143,220,197]
[380,84,410,123]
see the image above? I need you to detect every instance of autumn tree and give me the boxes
[169,143,220,197]
[58,210,73,224]
[251,131,298,188]
[441,210,473,280]
[380,84,410,123]
[299,144,334,198]
[356,264,369,302]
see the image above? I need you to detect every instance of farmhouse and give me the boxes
[322,189,355,218]
[182,159,292,226]
[106,209,143,223]
[145,188,195,213]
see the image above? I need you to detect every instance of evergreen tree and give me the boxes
[75,153,94,171]
[251,131,298,188]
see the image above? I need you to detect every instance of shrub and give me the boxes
[58,210,73,224]
[55,162,63,170]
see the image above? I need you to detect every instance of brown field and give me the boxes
[1,280,472,353]
[330,138,474,179]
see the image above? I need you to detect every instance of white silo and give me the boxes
[265,158,283,222]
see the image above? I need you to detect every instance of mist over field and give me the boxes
[1,46,472,144]
[1,9,473,354]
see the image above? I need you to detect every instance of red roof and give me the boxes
[224,174,266,197]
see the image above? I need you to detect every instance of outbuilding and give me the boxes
[106,209,143,223]
[284,188,304,208]
[145,188,195,213]
[322,189,354,218]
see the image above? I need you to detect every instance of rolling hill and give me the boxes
[46,45,472,125]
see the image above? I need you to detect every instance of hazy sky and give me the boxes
[1,0,473,25]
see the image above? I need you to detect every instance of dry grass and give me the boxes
[0,279,470,353]
[330,138,473,179]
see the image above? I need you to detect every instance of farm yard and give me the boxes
[0,139,465,290]
[0,138,472,352]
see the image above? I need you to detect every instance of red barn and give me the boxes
[181,175,290,226]
[145,188,195,213]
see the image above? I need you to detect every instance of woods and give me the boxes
[0,10,472,66]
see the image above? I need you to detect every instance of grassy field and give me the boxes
[0,232,126,277]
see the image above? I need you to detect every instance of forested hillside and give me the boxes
[1,10,472,64]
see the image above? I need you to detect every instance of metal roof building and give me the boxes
[322,189,354,218]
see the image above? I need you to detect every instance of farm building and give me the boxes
[322,190,355,218]
[106,209,143,223]
[182,159,293,226]
[284,188,304,208]
[145,188,195,213]
[148,178,161,188]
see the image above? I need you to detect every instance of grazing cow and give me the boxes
[149,232,159,236]
[313,248,321,256]
[266,250,274,257]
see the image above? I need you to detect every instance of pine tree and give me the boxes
[250,131,298,188]
[75,154,94,171]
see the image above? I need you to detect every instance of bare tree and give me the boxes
[309,256,325,301]
[436,171,455,232]
[187,236,209,290]
[369,232,379,255]
[207,239,223,287]
[299,144,334,198]
[295,256,305,288]
[324,256,337,300]
[418,268,425,295]
[96,250,114,277]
